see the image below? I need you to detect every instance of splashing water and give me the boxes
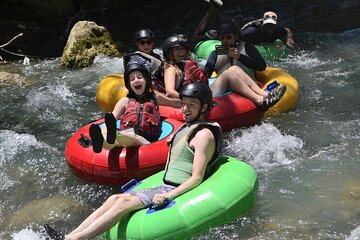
[11,229,46,240]
[224,123,303,173]
[1,30,359,239]
[346,226,360,240]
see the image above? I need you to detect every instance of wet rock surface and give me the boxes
[60,21,121,68]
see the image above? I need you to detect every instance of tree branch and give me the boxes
[0,33,23,48]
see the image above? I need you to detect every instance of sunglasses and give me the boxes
[264,14,277,20]
[173,46,187,51]
[138,40,154,46]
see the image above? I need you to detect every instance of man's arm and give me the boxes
[238,42,266,71]
[152,128,216,204]
[194,3,221,42]
[239,26,262,45]
[277,26,294,48]
[155,91,181,108]
[285,27,294,47]
[203,51,217,76]
[164,66,180,99]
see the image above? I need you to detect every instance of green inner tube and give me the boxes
[102,155,258,240]
[194,39,288,61]
[194,39,221,60]
[255,39,288,60]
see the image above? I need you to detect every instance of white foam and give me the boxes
[26,84,75,110]
[0,130,43,163]
[224,123,303,173]
[346,225,360,240]
[11,228,46,240]
[284,51,343,70]
[0,130,56,190]
[93,56,123,73]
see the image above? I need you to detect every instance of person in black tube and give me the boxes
[239,11,294,48]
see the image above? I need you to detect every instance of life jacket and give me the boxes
[163,121,222,186]
[214,42,256,79]
[241,18,263,30]
[120,98,162,142]
[176,60,209,91]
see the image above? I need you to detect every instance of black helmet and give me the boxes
[124,60,152,95]
[133,29,156,45]
[217,19,239,36]
[179,82,213,111]
[162,35,188,59]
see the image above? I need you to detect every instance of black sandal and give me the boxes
[89,124,103,153]
[42,224,65,240]
[259,85,287,112]
[105,112,117,144]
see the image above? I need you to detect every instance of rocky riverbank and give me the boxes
[1,0,359,61]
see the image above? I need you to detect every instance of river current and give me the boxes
[1,30,359,239]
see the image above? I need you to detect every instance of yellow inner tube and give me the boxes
[96,74,128,112]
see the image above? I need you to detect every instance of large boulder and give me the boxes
[60,21,122,68]
[0,71,24,86]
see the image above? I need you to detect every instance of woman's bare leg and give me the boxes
[101,126,121,150]
[210,67,266,105]
[114,130,150,147]
[229,66,269,97]
[102,129,150,149]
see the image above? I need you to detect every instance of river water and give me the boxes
[1,29,359,240]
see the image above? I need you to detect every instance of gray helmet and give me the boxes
[133,29,156,45]
[179,82,213,111]
[162,35,187,59]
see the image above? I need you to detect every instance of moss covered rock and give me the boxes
[60,21,122,68]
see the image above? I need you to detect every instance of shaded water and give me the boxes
[1,30,359,239]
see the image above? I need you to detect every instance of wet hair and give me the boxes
[217,19,239,37]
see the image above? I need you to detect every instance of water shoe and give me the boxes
[42,224,65,240]
[89,124,103,153]
[105,112,117,144]
[259,85,286,112]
